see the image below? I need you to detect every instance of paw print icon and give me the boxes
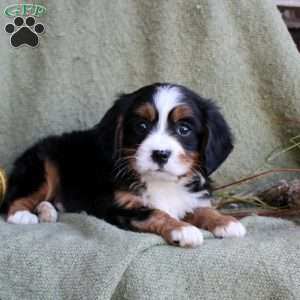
[5,16,45,48]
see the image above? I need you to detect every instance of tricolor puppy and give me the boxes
[4,83,246,247]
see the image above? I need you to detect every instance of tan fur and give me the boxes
[135,103,156,122]
[115,115,124,152]
[179,152,199,165]
[171,105,193,122]
[45,160,60,200]
[184,207,238,232]
[7,184,48,216]
[179,152,200,177]
[7,160,60,217]
[132,209,191,245]
[115,191,144,209]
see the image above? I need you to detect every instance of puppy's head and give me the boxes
[98,83,233,182]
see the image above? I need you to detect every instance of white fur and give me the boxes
[170,225,204,247]
[136,133,189,176]
[135,85,191,177]
[141,173,211,220]
[213,221,246,238]
[154,85,182,132]
[36,201,58,223]
[7,210,39,224]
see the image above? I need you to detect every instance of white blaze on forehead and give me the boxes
[135,85,191,176]
[154,85,182,131]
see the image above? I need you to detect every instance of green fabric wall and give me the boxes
[0,0,299,185]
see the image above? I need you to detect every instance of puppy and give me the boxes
[4,83,245,247]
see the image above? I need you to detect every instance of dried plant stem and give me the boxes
[215,195,284,210]
[214,168,300,191]
[267,134,300,162]
[222,207,300,219]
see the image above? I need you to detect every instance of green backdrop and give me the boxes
[0,0,299,186]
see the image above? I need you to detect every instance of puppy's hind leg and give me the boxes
[7,190,46,224]
[36,201,58,223]
[5,145,59,224]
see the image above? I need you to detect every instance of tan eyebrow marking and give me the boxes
[134,103,156,121]
[171,105,193,122]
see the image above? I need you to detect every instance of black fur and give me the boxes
[173,85,234,175]
[2,83,233,228]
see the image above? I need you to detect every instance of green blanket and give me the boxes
[0,0,300,299]
[0,215,299,300]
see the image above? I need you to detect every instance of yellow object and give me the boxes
[0,168,7,205]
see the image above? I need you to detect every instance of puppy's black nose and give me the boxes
[151,150,171,165]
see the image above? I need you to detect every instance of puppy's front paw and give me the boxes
[170,225,204,247]
[213,221,246,238]
[7,210,39,224]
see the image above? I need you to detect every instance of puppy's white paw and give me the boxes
[213,221,246,238]
[7,210,39,224]
[171,225,204,247]
[36,201,58,223]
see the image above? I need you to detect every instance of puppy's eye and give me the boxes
[135,121,150,134]
[176,124,192,137]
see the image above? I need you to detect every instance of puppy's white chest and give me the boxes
[141,177,211,219]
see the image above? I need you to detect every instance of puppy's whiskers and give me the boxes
[128,181,145,193]
[112,155,138,181]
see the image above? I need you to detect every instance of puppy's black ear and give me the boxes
[95,95,132,161]
[203,101,234,175]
